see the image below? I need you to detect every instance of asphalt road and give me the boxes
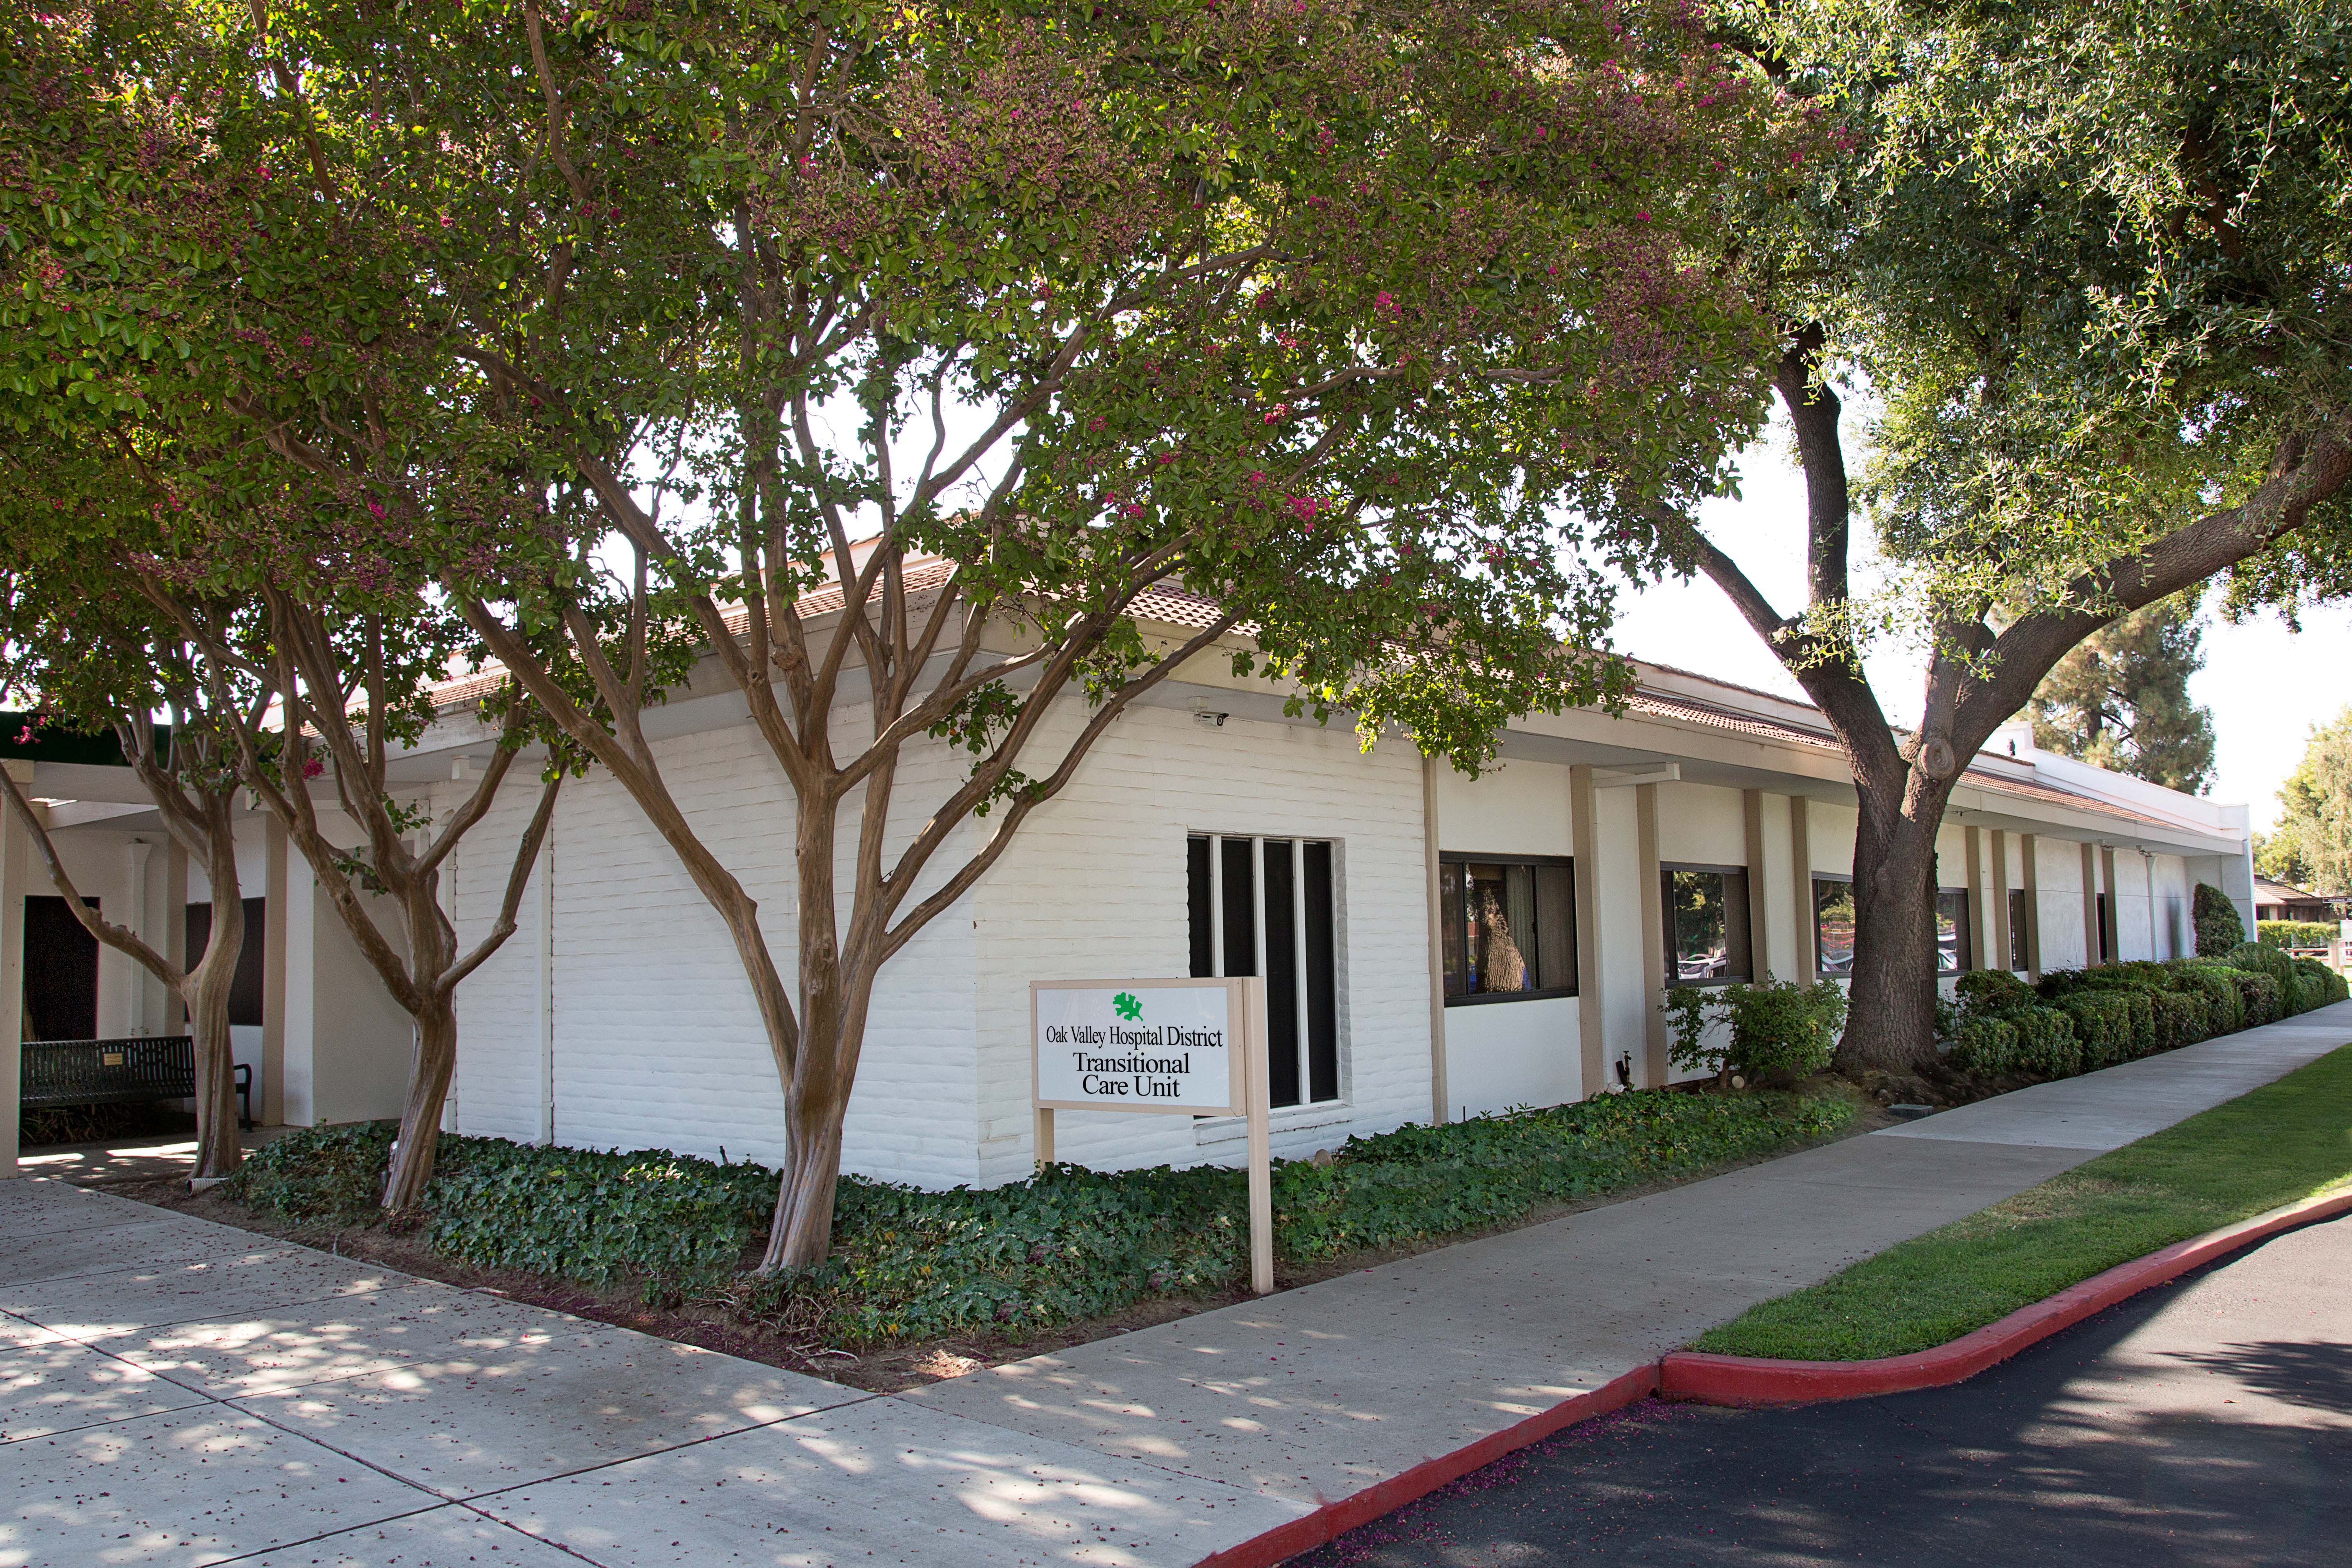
[1297,1213,2352,1568]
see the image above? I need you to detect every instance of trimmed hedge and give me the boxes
[2193,882,2245,956]
[2258,919,2335,951]
[229,1089,1855,1350]
[1949,938,2346,1088]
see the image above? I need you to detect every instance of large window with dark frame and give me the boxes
[1439,855,1577,1004]
[1187,834,1339,1109]
[1664,864,1751,985]
[2007,888,2030,970]
[1936,889,1973,973]
[1813,875,1855,977]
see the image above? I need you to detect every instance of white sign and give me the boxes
[1030,976,1273,1294]
[1033,980,1241,1114]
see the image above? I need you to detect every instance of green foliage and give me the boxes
[1663,978,1847,1082]
[2027,595,2216,795]
[2056,991,2135,1069]
[1953,969,2035,1017]
[1949,1008,2078,1078]
[2226,941,2296,989]
[231,1091,1853,1348]
[2167,963,2247,1034]
[2252,710,2352,893]
[2288,956,2349,1013]
[2259,920,2336,950]
[2193,883,2247,957]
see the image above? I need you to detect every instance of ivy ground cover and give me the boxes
[231,1087,1853,1351]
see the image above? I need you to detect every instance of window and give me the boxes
[186,899,268,1028]
[2007,888,2029,970]
[1813,876,1855,977]
[1188,835,1339,1108]
[1936,889,1972,973]
[1664,865,1751,985]
[1439,855,1576,1004]
[2096,891,2114,965]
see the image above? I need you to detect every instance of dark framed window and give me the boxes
[1936,889,1972,973]
[22,895,99,1041]
[186,899,268,1028]
[1188,834,1339,1109]
[1813,876,1855,977]
[2007,888,2029,970]
[2095,891,2114,965]
[1665,864,1751,985]
[1439,855,1576,1004]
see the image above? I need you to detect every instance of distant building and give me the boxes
[2252,876,2344,924]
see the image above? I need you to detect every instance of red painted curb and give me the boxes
[1192,1363,1659,1568]
[1658,1185,2352,1408]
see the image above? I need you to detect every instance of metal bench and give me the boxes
[20,1036,252,1129]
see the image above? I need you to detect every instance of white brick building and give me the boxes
[1,608,2256,1184]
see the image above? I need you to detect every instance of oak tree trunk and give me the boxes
[1837,765,1956,1075]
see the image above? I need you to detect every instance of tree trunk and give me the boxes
[1838,766,1954,1075]
[382,996,457,1212]
[187,960,243,1181]
[762,1091,846,1274]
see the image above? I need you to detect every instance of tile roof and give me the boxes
[427,561,2206,840]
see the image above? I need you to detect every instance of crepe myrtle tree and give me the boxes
[1661,0,2352,1073]
[0,470,272,1183]
[154,570,568,1212]
[191,0,1784,1267]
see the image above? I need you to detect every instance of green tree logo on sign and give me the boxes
[1114,992,1142,1021]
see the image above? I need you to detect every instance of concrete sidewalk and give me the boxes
[5,1002,2347,1566]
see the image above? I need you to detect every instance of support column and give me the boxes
[1742,789,1773,982]
[125,838,155,1033]
[1420,754,1447,1125]
[539,814,557,1145]
[1964,825,1987,971]
[261,815,289,1125]
[2101,846,2121,962]
[0,766,29,1178]
[1790,795,1815,982]
[164,837,188,1031]
[2080,841,2102,967]
[1990,830,2013,973]
[2021,833,2043,980]
[1635,783,1667,1089]
[1570,764,1604,1099]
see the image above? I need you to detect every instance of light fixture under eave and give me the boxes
[1191,706,1229,730]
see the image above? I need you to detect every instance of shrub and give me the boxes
[2258,920,2336,951]
[2167,963,2246,1033]
[1955,970,2036,1017]
[1664,978,1845,1083]
[2286,956,2347,1013]
[1949,1015,2016,1075]
[228,1120,404,1220]
[2148,989,2206,1050]
[2193,882,2245,957]
[2116,990,2158,1057]
[2234,969,2284,1027]
[2059,991,2135,1069]
[2225,940,2296,988]
[2009,1008,2082,1077]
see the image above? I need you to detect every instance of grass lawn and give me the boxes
[1693,1041,2352,1361]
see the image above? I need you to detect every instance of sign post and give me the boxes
[1032,976,1273,1294]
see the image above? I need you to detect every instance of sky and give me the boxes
[1610,425,2352,834]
